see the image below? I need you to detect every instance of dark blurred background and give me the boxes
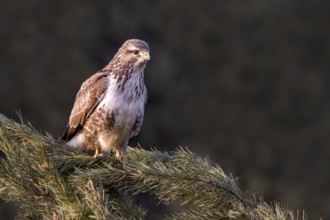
[1,0,330,219]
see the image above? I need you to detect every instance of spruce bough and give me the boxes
[0,114,305,219]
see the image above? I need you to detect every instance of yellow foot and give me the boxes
[113,149,126,168]
[94,146,102,158]
[115,149,122,161]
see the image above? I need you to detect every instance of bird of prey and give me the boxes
[62,39,150,160]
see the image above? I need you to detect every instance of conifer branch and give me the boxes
[0,114,306,219]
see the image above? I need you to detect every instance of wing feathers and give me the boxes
[62,71,109,141]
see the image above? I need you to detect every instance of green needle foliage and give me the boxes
[0,113,306,219]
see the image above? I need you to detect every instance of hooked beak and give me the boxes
[142,51,150,61]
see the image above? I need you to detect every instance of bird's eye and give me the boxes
[132,50,139,55]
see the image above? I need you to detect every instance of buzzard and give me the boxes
[62,39,150,160]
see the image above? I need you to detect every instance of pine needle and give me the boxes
[0,114,307,219]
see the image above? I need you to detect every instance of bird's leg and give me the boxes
[114,148,127,168]
[115,149,122,160]
[94,145,102,158]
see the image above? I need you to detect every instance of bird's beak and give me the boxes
[142,51,150,61]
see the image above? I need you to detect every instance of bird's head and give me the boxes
[115,39,150,70]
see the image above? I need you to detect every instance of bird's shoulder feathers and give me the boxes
[61,70,109,140]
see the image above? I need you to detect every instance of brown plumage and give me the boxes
[62,39,150,159]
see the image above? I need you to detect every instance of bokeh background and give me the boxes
[1,1,330,219]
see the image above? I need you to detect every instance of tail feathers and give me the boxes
[61,125,76,141]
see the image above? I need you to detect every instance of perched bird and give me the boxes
[61,39,150,160]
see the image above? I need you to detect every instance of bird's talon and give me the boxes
[94,153,104,158]
[93,146,102,158]
[115,149,122,161]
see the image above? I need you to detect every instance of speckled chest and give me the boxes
[84,70,146,141]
